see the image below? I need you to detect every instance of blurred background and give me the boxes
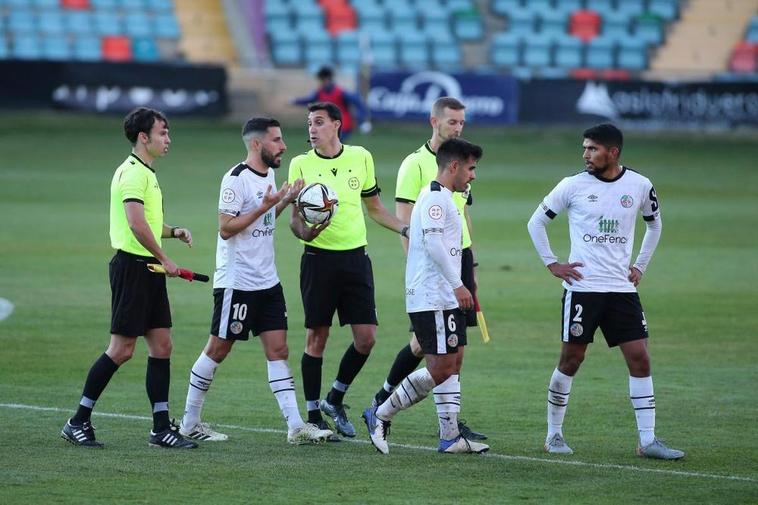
[0,0,756,128]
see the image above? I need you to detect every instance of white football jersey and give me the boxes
[406,181,463,312]
[540,167,660,292]
[213,163,280,291]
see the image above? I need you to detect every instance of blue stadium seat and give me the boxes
[8,11,37,35]
[12,35,42,60]
[125,13,153,38]
[94,11,123,36]
[555,0,583,16]
[523,34,553,67]
[420,9,450,33]
[554,35,583,68]
[490,32,522,67]
[120,0,147,10]
[266,16,291,34]
[73,36,102,61]
[154,14,180,39]
[384,0,413,11]
[269,30,301,65]
[602,9,632,35]
[133,37,160,61]
[432,42,461,68]
[747,26,758,43]
[399,41,429,69]
[6,0,34,7]
[90,0,118,10]
[66,11,94,36]
[426,28,455,44]
[635,18,663,46]
[492,0,522,17]
[617,0,645,18]
[454,13,484,41]
[448,0,475,12]
[33,0,60,9]
[617,37,647,70]
[0,38,8,60]
[586,36,615,68]
[147,0,175,13]
[371,43,397,68]
[38,11,65,36]
[586,0,613,12]
[648,0,679,21]
[42,35,72,60]
[390,10,419,34]
[358,7,386,33]
[264,1,290,18]
[336,31,361,68]
[540,10,568,36]
[507,9,537,36]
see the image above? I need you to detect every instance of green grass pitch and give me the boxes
[0,112,756,504]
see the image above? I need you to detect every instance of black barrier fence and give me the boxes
[519,79,758,127]
[0,60,227,115]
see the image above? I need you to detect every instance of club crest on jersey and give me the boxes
[348,176,360,190]
[620,195,634,208]
[263,212,273,226]
[447,334,458,347]
[429,205,443,219]
[222,188,235,203]
[569,323,583,337]
[229,321,243,334]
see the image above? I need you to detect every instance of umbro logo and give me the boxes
[587,194,598,202]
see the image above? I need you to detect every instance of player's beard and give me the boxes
[262,147,281,169]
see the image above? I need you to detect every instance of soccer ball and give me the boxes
[296,182,339,225]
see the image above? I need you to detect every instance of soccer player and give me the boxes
[363,138,489,455]
[366,97,486,441]
[292,66,371,141]
[61,107,197,449]
[526,123,684,460]
[179,117,333,445]
[288,102,408,438]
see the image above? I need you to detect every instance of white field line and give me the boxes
[2,402,756,484]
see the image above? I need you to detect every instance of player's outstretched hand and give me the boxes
[285,179,305,206]
[174,227,193,247]
[454,285,474,311]
[628,266,643,287]
[262,184,291,210]
[547,262,584,284]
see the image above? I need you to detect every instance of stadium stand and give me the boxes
[0,0,182,62]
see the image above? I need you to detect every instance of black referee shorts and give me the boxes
[300,245,378,328]
[109,250,172,337]
[461,247,477,327]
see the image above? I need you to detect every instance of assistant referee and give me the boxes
[61,107,197,449]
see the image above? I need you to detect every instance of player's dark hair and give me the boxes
[316,66,334,80]
[123,107,168,145]
[436,138,483,170]
[432,96,465,117]
[242,117,280,137]
[583,123,623,157]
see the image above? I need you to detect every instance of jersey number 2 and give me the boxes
[573,304,583,323]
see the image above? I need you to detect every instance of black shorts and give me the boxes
[409,309,467,355]
[109,250,172,337]
[300,245,377,328]
[561,290,648,347]
[210,284,287,340]
[461,247,477,327]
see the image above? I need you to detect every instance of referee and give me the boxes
[288,102,408,438]
[61,107,197,449]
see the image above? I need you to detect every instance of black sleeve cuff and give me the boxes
[546,209,557,219]
[643,214,656,222]
[361,184,380,197]
[395,197,415,204]
[123,198,144,204]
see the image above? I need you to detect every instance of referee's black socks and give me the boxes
[146,357,171,432]
[301,353,323,423]
[327,344,370,406]
[374,343,422,406]
[71,353,119,425]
